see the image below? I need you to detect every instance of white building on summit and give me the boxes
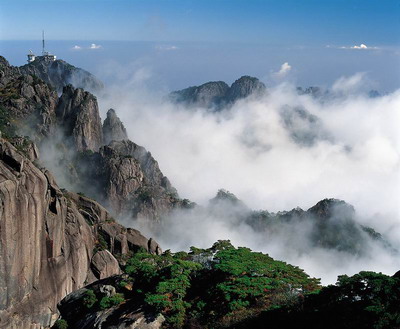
[27,31,56,63]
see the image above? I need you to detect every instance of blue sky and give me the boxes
[0,0,399,91]
[1,0,399,46]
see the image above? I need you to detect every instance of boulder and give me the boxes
[91,251,122,280]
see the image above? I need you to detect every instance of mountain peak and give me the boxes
[20,57,104,94]
[170,75,266,110]
[103,108,128,145]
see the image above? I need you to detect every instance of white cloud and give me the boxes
[273,62,292,78]
[90,43,102,49]
[155,45,178,51]
[352,43,368,49]
[337,44,378,50]
[98,70,400,284]
[72,45,82,50]
[332,72,367,93]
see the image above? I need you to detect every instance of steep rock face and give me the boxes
[74,140,179,222]
[0,57,58,140]
[170,76,266,110]
[20,57,104,94]
[56,85,103,152]
[103,108,128,145]
[226,75,266,103]
[0,139,93,328]
[107,140,174,190]
[0,139,160,329]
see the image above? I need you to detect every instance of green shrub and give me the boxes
[82,289,97,308]
[99,293,125,310]
[121,243,321,328]
[96,232,109,251]
[54,319,68,329]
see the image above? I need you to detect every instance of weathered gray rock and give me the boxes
[74,140,179,222]
[19,56,104,94]
[0,58,58,140]
[91,251,122,280]
[99,284,117,297]
[0,139,161,329]
[56,85,103,152]
[0,139,94,328]
[103,108,128,145]
[8,136,40,161]
[0,56,21,87]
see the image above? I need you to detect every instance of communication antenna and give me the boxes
[42,30,45,55]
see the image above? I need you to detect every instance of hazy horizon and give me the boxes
[1,39,399,95]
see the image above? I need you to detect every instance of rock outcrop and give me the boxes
[56,84,103,152]
[103,108,128,145]
[0,139,160,329]
[0,57,58,140]
[0,56,21,87]
[1,55,183,225]
[74,140,180,221]
[19,56,104,94]
[170,75,266,110]
[90,250,122,280]
[57,277,165,329]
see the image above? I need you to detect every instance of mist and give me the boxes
[95,68,400,284]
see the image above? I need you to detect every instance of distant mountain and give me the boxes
[280,105,333,147]
[211,190,395,256]
[19,56,104,94]
[170,75,266,110]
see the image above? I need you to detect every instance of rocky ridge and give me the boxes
[211,190,394,255]
[170,75,266,110]
[72,139,180,221]
[20,56,104,94]
[0,55,181,223]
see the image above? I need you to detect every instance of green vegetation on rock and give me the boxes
[120,240,320,328]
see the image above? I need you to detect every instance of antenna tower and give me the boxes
[42,30,45,55]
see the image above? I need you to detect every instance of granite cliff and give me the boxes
[0,138,160,329]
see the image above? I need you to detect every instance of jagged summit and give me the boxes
[103,108,128,145]
[170,75,266,110]
[20,56,104,94]
[56,84,103,152]
[227,75,266,103]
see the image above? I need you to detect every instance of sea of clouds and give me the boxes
[96,66,400,284]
